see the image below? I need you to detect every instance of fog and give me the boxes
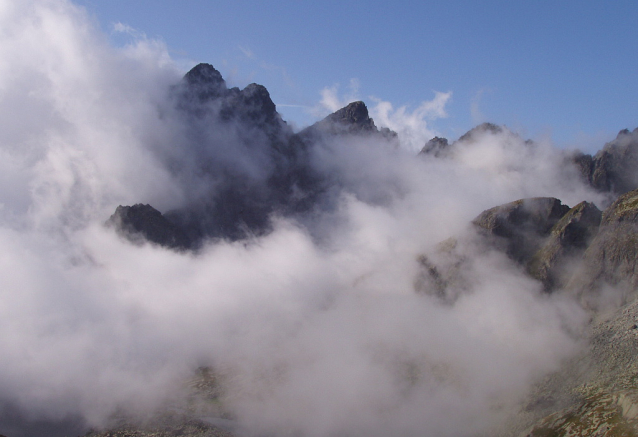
[0,1,609,436]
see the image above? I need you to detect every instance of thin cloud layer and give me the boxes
[0,1,606,436]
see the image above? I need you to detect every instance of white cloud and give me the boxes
[238,45,254,59]
[317,78,361,114]
[369,91,452,152]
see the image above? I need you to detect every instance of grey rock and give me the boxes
[570,127,638,195]
[472,197,571,265]
[527,201,602,292]
[570,188,638,302]
[106,204,192,250]
[182,63,227,102]
[418,136,449,157]
[299,101,396,140]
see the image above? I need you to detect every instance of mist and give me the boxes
[0,1,607,436]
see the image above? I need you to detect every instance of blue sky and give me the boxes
[77,0,638,150]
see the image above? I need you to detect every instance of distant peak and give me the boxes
[185,63,225,87]
[323,101,376,132]
[331,101,369,124]
[458,122,504,142]
[419,136,449,157]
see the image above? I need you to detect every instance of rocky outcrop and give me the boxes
[323,100,376,132]
[472,197,571,265]
[570,128,638,195]
[299,100,396,141]
[570,188,638,301]
[418,136,449,157]
[527,201,602,291]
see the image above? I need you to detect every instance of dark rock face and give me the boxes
[182,63,227,102]
[323,101,376,133]
[106,204,191,250]
[299,101,392,139]
[570,128,638,195]
[472,197,571,265]
[572,188,638,299]
[527,201,602,291]
[152,63,315,243]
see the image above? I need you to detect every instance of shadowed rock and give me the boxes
[322,100,376,133]
[571,188,638,302]
[570,128,638,195]
[527,201,602,291]
[106,204,191,250]
[182,63,227,102]
[418,136,449,157]
[472,197,571,265]
[300,101,395,139]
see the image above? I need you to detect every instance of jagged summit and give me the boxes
[182,63,227,101]
[184,63,225,87]
[325,101,375,131]
[571,125,638,195]
[300,100,396,140]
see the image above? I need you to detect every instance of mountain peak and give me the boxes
[419,136,449,157]
[184,63,225,87]
[182,63,227,102]
[327,101,371,126]
[457,122,503,143]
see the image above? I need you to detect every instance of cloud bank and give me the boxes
[0,1,607,436]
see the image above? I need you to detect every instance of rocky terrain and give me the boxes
[93,64,638,436]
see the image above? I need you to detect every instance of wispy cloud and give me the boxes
[369,91,452,151]
[237,45,254,59]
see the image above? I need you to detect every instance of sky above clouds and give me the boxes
[75,0,638,150]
